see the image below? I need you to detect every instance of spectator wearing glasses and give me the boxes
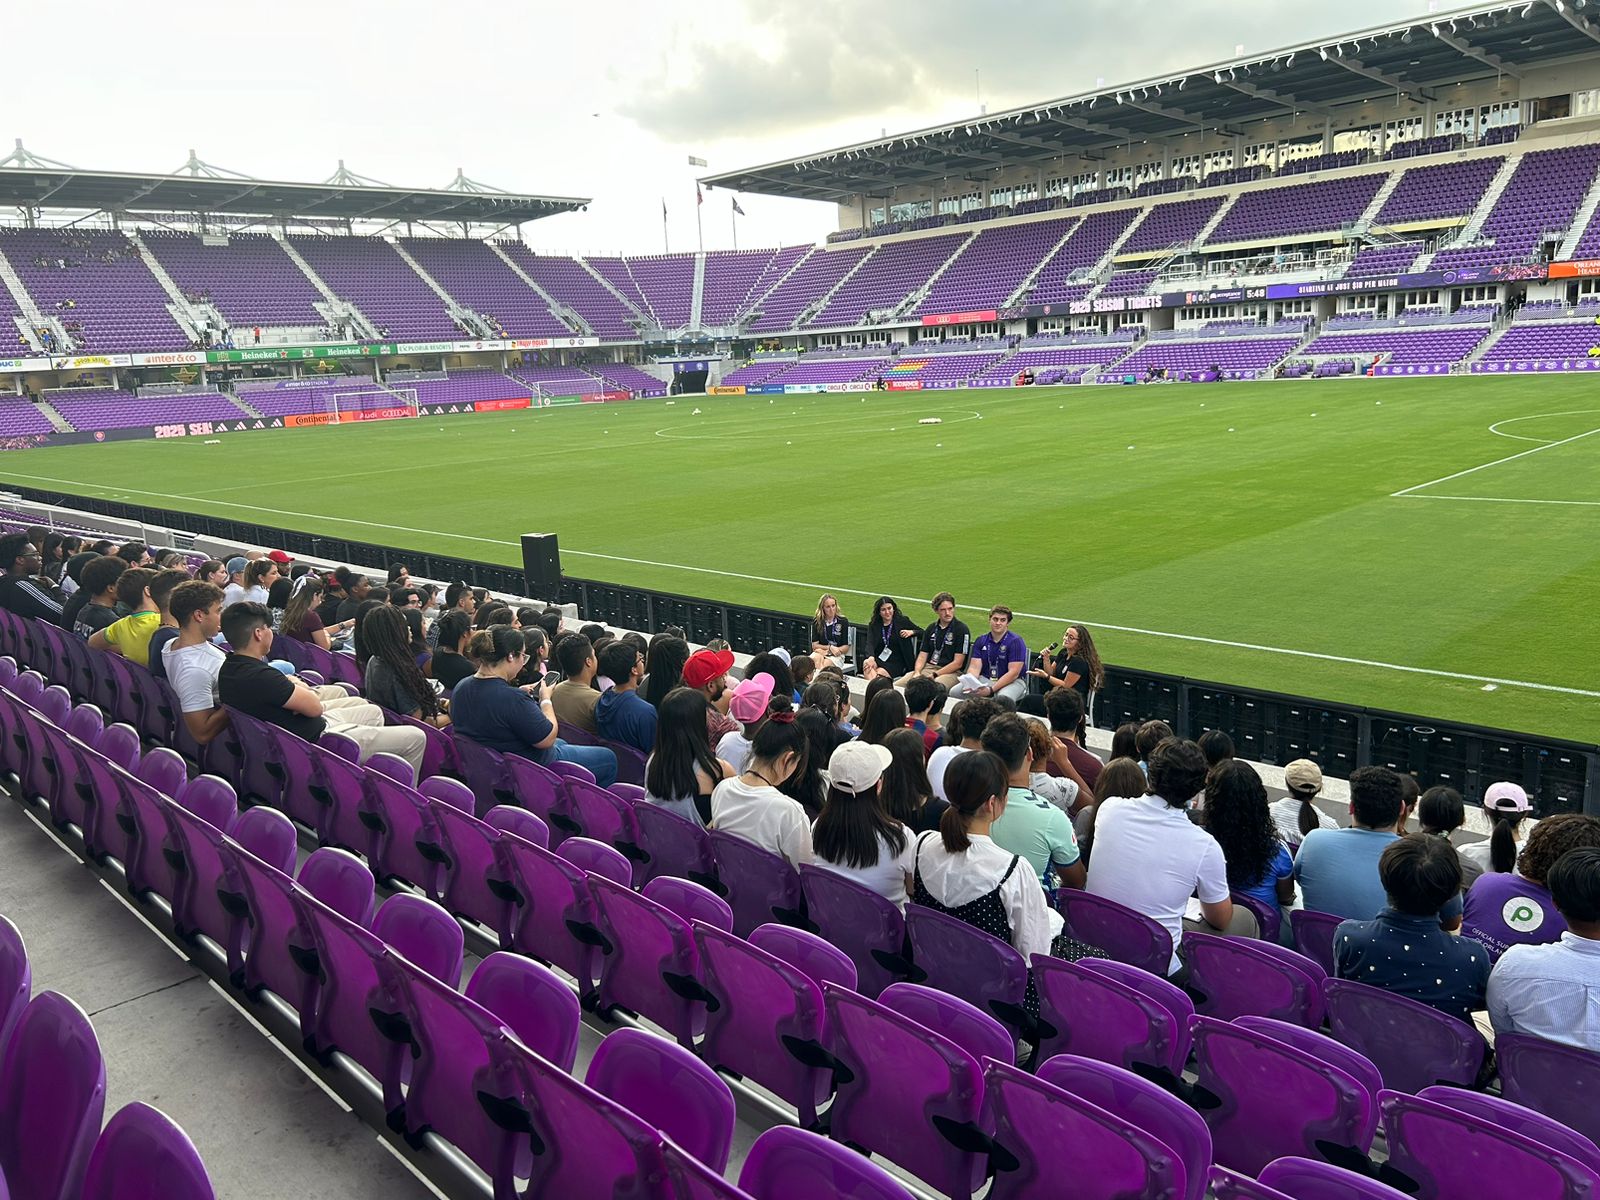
[595,639,657,754]
[0,533,66,624]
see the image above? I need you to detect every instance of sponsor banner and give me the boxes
[579,390,633,403]
[1471,358,1600,372]
[884,380,923,392]
[783,383,828,394]
[505,336,598,350]
[749,384,787,395]
[921,309,998,326]
[1548,259,1600,279]
[672,360,711,373]
[1372,363,1452,376]
[707,385,747,395]
[0,357,52,374]
[473,397,532,412]
[1259,264,1549,302]
[207,342,396,363]
[130,351,205,366]
[394,341,458,354]
[51,354,132,369]
[282,406,415,428]
[1072,294,1165,315]
[823,381,873,393]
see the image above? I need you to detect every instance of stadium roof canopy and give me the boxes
[0,153,588,225]
[703,0,1596,203]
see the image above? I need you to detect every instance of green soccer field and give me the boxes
[2,377,1597,741]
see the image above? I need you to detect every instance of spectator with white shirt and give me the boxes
[909,749,1060,961]
[162,581,231,746]
[220,556,249,607]
[811,741,917,909]
[927,696,1000,803]
[715,671,776,775]
[1489,846,1600,1051]
[709,708,812,867]
[1461,782,1532,881]
[1271,759,1339,847]
[1087,737,1254,976]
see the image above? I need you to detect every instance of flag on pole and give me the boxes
[732,196,746,216]
[697,185,704,206]
[662,197,667,219]
[688,155,708,168]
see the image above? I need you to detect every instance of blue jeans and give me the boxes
[552,738,617,788]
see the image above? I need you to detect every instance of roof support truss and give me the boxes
[1541,0,1600,45]
[1321,49,1436,103]
[1429,22,1523,77]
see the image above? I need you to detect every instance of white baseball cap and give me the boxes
[828,741,893,795]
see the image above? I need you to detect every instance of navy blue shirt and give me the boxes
[1334,908,1491,1024]
[449,674,554,762]
[595,686,657,754]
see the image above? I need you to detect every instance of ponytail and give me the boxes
[1297,795,1320,839]
[1490,813,1525,874]
[940,750,1009,855]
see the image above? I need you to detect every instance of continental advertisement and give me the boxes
[283,406,414,428]
[707,385,746,395]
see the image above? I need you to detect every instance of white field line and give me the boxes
[2,470,1596,700]
[1391,427,1600,497]
[1397,494,1600,508]
[1487,410,1600,444]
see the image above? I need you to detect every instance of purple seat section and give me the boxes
[1027,208,1142,306]
[142,231,324,328]
[913,218,1077,316]
[1378,158,1503,224]
[1208,174,1387,244]
[288,235,456,341]
[400,238,572,338]
[1433,144,1600,270]
[748,246,869,332]
[1,228,189,351]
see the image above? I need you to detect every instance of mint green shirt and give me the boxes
[991,785,1081,886]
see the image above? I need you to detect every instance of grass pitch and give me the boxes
[1,376,1596,741]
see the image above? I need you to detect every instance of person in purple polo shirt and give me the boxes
[948,606,1027,701]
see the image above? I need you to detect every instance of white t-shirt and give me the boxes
[710,776,813,867]
[813,830,918,909]
[164,640,226,713]
[221,583,247,608]
[1270,796,1339,846]
[1458,840,1516,877]
[1087,793,1230,975]
[912,831,1062,957]
[241,585,270,605]
[926,744,972,803]
[716,730,753,775]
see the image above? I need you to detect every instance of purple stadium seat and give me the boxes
[748,923,857,993]
[799,864,911,999]
[294,893,407,1089]
[428,797,513,932]
[904,903,1033,1045]
[1183,932,1326,1027]
[502,752,578,846]
[495,835,604,994]
[1292,909,1344,976]
[163,802,241,947]
[1259,1158,1412,1200]
[296,848,376,928]
[1322,978,1486,1093]
[80,1102,216,1200]
[585,1027,735,1172]
[1415,1086,1600,1176]
[738,1126,915,1200]
[1030,954,1189,1082]
[587,873,711,1048]
[641,876,732,931]
[708,830,805,936]
[1056,889,1173,976]
[563,779,646,876]
[0,915,30,1058]
[1496,1032,1600,1149]
[362,756,441,891]
[227,806,297,876]
[370,893,463,989]
[1234,1016,1384,1106]
[557,836,632,885]
[485,805,549,849]
[633,800,720,891]
[0,992,107,1200]
[463,952,580,1074]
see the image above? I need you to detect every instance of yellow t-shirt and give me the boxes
[102,610,161,667]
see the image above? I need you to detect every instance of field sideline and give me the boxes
[1,376,1596,741]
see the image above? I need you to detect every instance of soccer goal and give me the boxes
[330,387,420,422]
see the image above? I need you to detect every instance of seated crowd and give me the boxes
[4,531,1596,1062]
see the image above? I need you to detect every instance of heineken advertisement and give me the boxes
[205,342,397,363]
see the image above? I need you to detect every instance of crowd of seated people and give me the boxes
[5,525,1600,1192]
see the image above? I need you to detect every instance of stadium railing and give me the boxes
[4,479,1594,817]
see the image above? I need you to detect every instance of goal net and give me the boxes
[330,387,421,423]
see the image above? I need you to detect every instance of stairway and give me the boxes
[124,231,210,341]
[33,396,74,432]
[390,240,474,323]
[893,231,979,317]
[740,247,814,326]
[275,235,376,338]
[1004,217,1084,306]
[488,244,590,336]
[1083,211,1156,301]
[1350,169,1404,235]
[574,258,649,326]
[1193,193,1239,247]
[0,245,46,336]
[795,248,875,329]
[1447,155,1521,248]
[1556,161,1600,261]
[688,252,707,329]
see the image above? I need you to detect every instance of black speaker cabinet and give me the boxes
[520,533,562,598]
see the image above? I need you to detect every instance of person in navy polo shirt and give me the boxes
[899,592,970,687]
[948,606,1027,701]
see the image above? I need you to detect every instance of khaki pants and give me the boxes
[314,687,427,776]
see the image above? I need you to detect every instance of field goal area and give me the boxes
[330,387,420,421]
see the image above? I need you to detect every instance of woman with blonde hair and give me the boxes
[810,593,851,671]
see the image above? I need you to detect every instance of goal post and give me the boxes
[330,387,420,423]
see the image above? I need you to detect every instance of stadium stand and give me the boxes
[141,231,326,332]
[287,235,457,340]
[398,238,573,338]
[747,245,867,332]
[1431,144,1600,271]
[500,245,643,340]
[911,217,1078,316]
[808,233,967,328]
[0,229,190,351]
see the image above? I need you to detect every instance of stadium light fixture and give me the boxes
[1286,51,1295,65]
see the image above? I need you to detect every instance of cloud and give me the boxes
[625,0,1450,146]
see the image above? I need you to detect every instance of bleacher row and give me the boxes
[7,607,1600,1200]
[7,137,1600,353]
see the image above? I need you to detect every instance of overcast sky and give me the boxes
[16,0,1463,255]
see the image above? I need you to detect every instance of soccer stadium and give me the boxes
[1,1,1599,1197]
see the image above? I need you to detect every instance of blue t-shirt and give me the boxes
[595,686,658,754]
[146,626,181,681]
[1335,908,1491,1023]
[971,630,1026,681]
[1234,842,1294,909]
[1295,826,1462,924]
[449,674,554,762]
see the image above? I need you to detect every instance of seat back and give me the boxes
[464,952,581,1073]
[585,1027,736,1173]
[227,806,297,875]
[293,894,406,1087]
[1497,1032,1600,1150]
[641,876,733,932]
[371,893,463,989]
[565,778,646,869]
[693,921,832,1125]
[0,915,30,1066]
[502,752,578,844]
[452,735,515,817]
[1416,1085,1600,1177]
[1323,978,1486,1092]
[1258,1157,1413,1199]
[176,775,237,831]
[1379,1088,1600,1200]
[904,903,1031,1041]
[164,803,239,946]
[709,829,805,936]
[80,1102,217,1200]
[1291,909,1344,976]
[0,992,107,1200]
[485,805,549,849]
[297,847,376,927]
[496,836,603,992]
[428,799,512,933]
[558,836,633,884]
[1235,1016,1384,1105]
[1031,954,1186,1080]
[223,847,319,1018]
[1189,1014,1375,1177]
[749,924,857,993]
[738,1126,916,1200]
[361,767,439,892]
[1057,889,1174,976]
[135,745,188,800]
[588,873,706,1048]
[633,799,719,890]
[878,981,1014,1067]
[1231,891,1283,944]
[800,864,910,998]
[981,1060,1185,1200]
[1184,932,1326,1027]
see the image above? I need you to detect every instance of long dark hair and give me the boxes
[433,608,473,656]
[646,687,721,810]
[880,727,933,825]
[642,636,690,709]
[1490,811,1527,875]
[279,575,324,641]
[779,707,831,820]
[866,595,903,635]
[1202,761,1281,890]
[858,688,909,745]
[362,605,439,717]
[349,598,388,668]
[939,750,1008,854]
[1067,624,1105,691]
[813,783,907,870]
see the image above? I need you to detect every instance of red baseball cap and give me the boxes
[267,549,295,565]
[682,648,735,690]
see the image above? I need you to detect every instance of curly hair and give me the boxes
[1202,760,1283,890]
[1516,814,1600,887]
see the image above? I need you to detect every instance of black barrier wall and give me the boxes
[5,480,1595,816]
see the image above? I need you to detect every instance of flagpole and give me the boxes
[695,187,704,253]
[661,198,668,253]
[731,197,738,251]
